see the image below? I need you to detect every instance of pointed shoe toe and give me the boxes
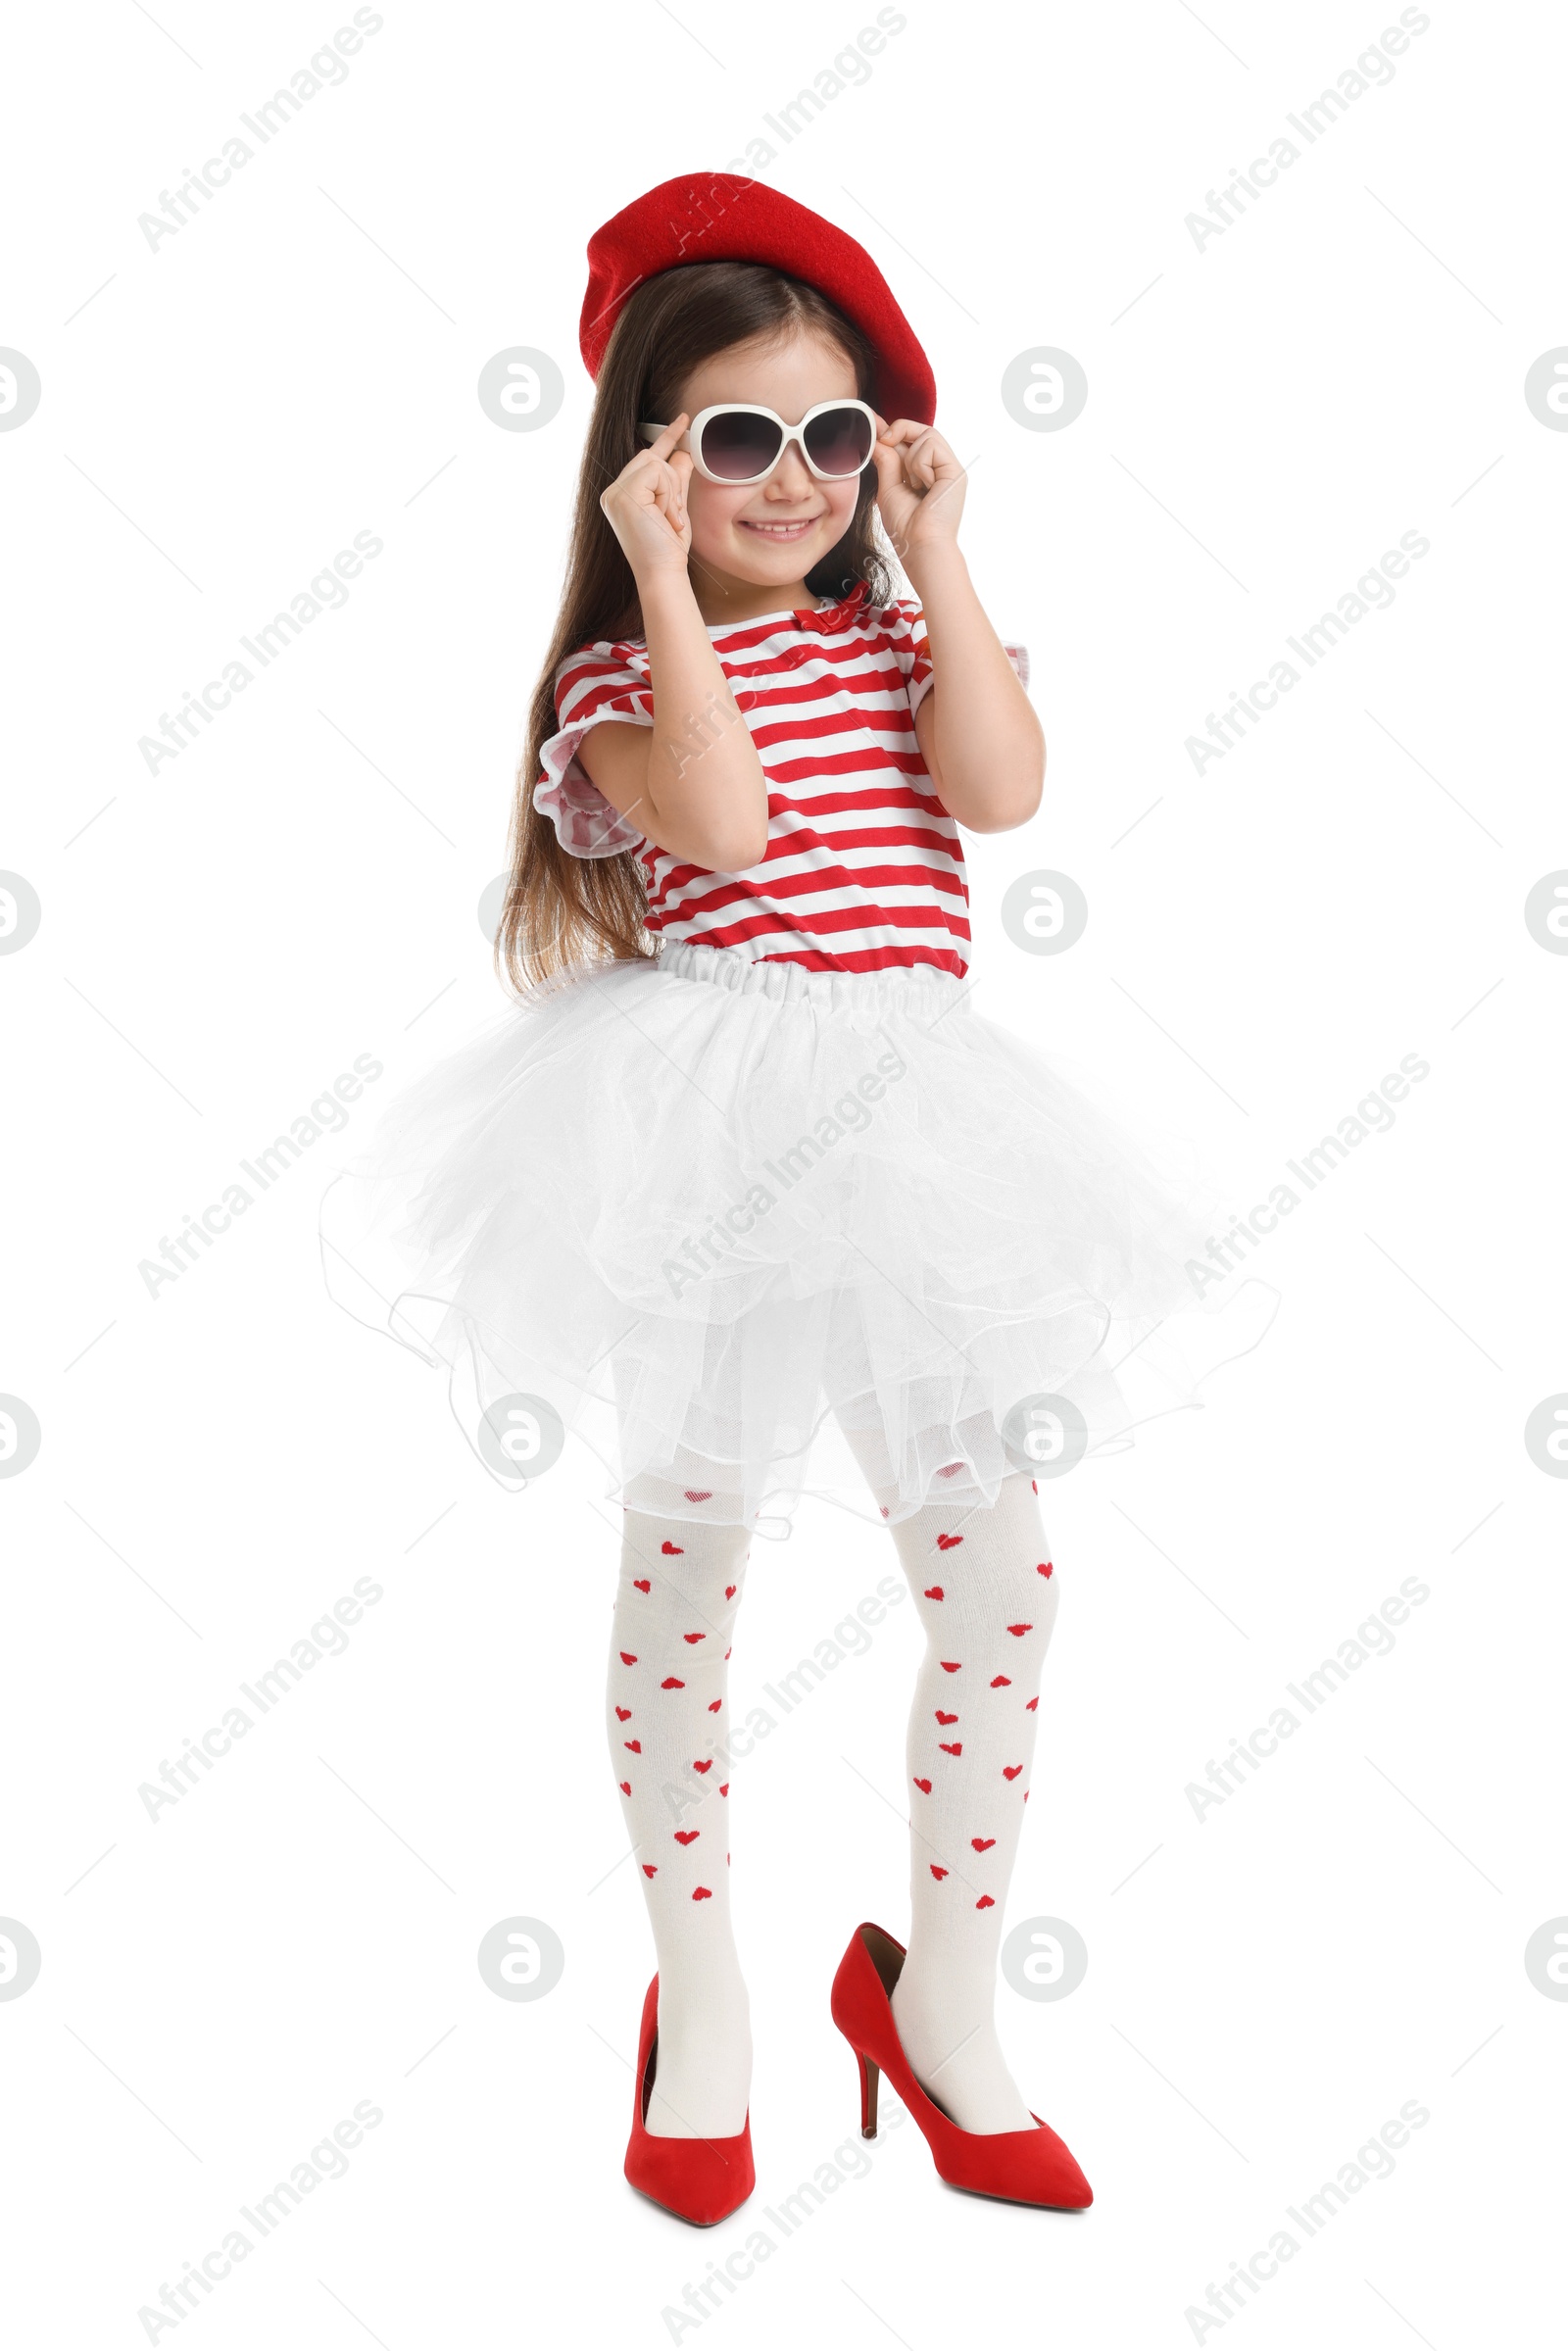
[933,2112,1093,2209]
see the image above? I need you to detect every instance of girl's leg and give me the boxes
[878,1470,1061,2133]
[608,1506,753,2137]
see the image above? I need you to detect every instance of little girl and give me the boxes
[323,171,1259,2225]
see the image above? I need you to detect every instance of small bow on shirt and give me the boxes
[796,580,870,632]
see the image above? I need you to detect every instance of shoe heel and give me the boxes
[857,2049,880,2139]
[831,1923,1094,2208]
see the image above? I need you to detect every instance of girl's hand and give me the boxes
[871,416,966,563]
[599,416,695,580]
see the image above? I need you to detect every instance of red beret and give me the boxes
[580,171,936,426]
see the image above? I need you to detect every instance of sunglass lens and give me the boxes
[804,406,874,476]
[699,412,785,481]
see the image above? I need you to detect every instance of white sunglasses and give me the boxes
[637,399,879,485]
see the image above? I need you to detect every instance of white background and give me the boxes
[4,0,1564,2342]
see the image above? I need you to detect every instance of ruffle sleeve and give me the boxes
[532,643,656,859]
[893,600,1031,720]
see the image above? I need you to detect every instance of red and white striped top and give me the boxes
[534,579,1029,979]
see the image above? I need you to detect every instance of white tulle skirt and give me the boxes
[319,939,1276,1533]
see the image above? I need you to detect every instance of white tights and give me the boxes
[607,1472,1058,2136]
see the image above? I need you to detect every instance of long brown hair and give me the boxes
[496,263,895,994]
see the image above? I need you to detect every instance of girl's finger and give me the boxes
[643,411,690,461]
[654,467,688,531]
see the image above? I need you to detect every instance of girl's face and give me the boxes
[672,330,865,601]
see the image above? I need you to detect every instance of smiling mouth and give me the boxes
[737,517,821,538]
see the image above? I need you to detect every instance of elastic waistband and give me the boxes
[653,937,970,1021]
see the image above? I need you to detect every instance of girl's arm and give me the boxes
[874,420,1045,834]
[577,416,771,873]
[906,546,1044,832]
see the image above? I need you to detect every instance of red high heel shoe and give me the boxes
[830,1923,1093,2210]
[623,1975,756,2227]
